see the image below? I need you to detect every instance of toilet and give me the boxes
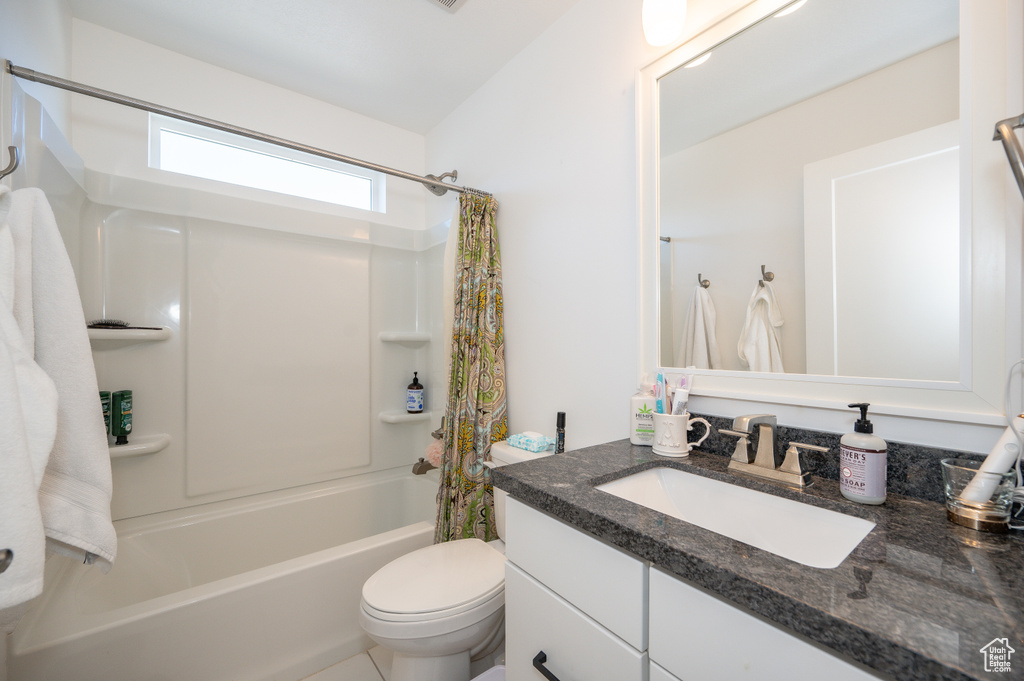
[359,441,551,681]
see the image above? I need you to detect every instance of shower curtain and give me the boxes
[435,192,508,543]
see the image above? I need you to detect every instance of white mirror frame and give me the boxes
[637,0,1023,450]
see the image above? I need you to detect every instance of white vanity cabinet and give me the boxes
[503,498,649,681]
[503,497,887,681]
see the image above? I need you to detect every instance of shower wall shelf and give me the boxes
[109,432,171,459]
[88,327,172,349]
[379,411,433,424]
[378,332,431,343]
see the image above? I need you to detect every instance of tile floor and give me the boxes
[302,646,504,681]
[302,646,393,681]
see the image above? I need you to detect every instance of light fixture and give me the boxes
[642,0,688,47]
[774,0,808,18]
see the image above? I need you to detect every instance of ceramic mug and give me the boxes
[652,412,711,457]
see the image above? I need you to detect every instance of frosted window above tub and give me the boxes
[148,115,384,212]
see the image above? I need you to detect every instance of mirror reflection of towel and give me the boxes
[677,285,722,370]
[738,281,785,373]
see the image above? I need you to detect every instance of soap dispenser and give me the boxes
[406,372,424,414]
[840,403,887,505]
[630,379,656,446]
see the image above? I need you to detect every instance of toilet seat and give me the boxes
[361,539,506,625]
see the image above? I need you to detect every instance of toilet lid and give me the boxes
[362,538,505,616]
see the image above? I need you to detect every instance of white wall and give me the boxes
[70,20,429,231]
[424,0,745,448]
[0,0,73,145]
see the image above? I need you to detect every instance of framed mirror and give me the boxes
[637,0,1021,443]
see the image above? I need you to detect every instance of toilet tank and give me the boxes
[488,441,554,541]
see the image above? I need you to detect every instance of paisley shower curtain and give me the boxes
[435,192,508,543]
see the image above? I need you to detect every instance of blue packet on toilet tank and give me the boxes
[508,432,555,453]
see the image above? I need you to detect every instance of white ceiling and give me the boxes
[64,0,582,134]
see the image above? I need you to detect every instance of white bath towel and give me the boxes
[738,281,785,373]
[0,189,59,609]
[2,185,117,570]
[677,285,722,370]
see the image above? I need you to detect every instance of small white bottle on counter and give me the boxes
[630,381,656,446]
[840,403,887,505]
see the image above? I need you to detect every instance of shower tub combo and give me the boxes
[8,468,437,681]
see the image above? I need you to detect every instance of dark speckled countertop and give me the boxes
[490,440,1024,681]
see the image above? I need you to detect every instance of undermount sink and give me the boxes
[596,467,875,569]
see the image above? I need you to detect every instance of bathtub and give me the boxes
[8,467,437,681]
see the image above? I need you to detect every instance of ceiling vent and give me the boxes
[426,0,469,12]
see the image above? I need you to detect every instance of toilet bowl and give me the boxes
[359,441,551,681]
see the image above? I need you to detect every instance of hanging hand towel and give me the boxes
[0,189,59,609]
[738,280,785,373]
[677,285,723,370]
[2,186,117,570]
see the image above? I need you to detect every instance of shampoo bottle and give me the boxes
[99,391,111,434]
[406,372,424,414]
[630,382,656,446]
[111,389,133,445]
[840,402,887,505]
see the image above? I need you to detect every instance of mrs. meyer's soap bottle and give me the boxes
[840,403,887,505]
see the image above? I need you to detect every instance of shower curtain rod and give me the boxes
[5,61,490,198]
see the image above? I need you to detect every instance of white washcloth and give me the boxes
[738,281,785,373]
[677,285,722,370]
[2,185,117,570]
[0,189,59,609]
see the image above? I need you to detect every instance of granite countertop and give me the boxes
[490,440,1024,681]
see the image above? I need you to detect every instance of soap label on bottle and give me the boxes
[840,444,886,498]
[406,389,424,412]
[631,400,655,445]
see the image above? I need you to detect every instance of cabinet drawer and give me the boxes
[649,568,882,681]
[505,563,647,681]
[505,498,648,650]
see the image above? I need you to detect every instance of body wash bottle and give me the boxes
[840,403,887,505]
[406,372,424,414]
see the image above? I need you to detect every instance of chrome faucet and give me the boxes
[720,414,821,487]
[722,414,777,468]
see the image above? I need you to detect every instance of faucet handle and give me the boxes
[781,442,829,476]
[719,428,753,464]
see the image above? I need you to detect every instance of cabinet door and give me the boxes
[505,498,648,650]
[649,569,882,681]
[505,563,647,681]
[649,661,682,681]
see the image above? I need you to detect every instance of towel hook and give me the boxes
[697,273,710,288]
[0,146,19,180]
[759,264,774,288]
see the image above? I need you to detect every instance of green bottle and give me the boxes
[99,391,111,434]
[111,390,133,445]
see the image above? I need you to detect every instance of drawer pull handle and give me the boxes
[533,651,561,681]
